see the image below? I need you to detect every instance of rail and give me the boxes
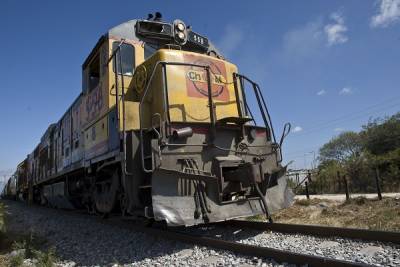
[223,220,400,245]
[107,218,370,267]
[6,201,380,267]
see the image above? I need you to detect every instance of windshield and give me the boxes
[112,42,135,76]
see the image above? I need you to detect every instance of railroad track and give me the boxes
[5,201,395,267]
[150,227,370,267]
[223,219,400,245]
[106,218,385,267]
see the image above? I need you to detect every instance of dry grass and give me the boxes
[272,197,400,231]
[0,202,4,232]
[0,201,57,267]
[295,199,312,206]
[0,202,11,253]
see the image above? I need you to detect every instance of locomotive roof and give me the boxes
[82,20,139,69]
[82,19,221,69]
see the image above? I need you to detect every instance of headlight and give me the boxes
[173,19,187,45]
[177,23,185,31]
[177,32,185,40]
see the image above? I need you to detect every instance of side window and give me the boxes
[144,43,157,59]
[112,42,135,76]
[88,54,100,91]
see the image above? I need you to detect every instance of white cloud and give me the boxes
[216,23,269,81]
[282,11,348,55]
[339,87,353,95]
[282,19,324,61]
[292,126,303,133]
[281,12,348,62]
[317,89,326,96]
[371,0,400,28]
[334,127,345,132]
[217,24,246,58]
[324,13,348,46]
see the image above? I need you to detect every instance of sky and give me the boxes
[0,0,400,177]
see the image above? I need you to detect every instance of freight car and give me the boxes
[1,175,17,200]
[13,13,294,226]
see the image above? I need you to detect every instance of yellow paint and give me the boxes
[84,115,108,154]
[107,39,143,131]
[80,35,244,160]
[135,49,240,127]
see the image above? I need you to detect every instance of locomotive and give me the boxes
[7,13,294,226]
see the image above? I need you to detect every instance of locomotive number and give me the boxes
[192,34,204,45]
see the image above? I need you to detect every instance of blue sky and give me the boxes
[1,0,400,175]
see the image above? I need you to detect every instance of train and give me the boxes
[2,13,294,226]
[1,174,17,200]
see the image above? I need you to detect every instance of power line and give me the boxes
[296,102,400,136]
[306,96,400,128]
[284,100,400,158]
[286,134,400,160]
[290,96,400,136]
[284,145,321,157]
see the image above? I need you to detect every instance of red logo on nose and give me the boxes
[185,55,229,101]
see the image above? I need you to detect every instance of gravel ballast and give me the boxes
[184,225,400,267]
[2,200,399,266]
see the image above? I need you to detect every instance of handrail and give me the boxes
[206,67,216,140]
[107,39,132,176]
[139,61,215,173]
[233,73,284,164]
[233,73,276,143]
[255,83,277,143]
[138,63,281,173]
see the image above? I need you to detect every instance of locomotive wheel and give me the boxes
[93,170,120,214]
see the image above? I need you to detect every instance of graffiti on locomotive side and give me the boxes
[85,84,104,122]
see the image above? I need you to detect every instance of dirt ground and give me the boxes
[272,196,400,231]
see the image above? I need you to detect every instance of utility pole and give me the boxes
[375,167,383,200]
[305,181,310,200]
[337,171,342,193]
[343,174,350,201]
[303,154,308,171]
[309,151,316,169]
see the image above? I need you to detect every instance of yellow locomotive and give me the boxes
[12,13,293,226]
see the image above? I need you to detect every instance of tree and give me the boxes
[315,112,400,194]
[361,112,400,155]
[360,113,400,191]
[319,131,362,163]
[317,160,343,193]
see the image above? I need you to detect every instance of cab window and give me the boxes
[88,54,100,91]
[112,42,135,76]
[144,43,157,59]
